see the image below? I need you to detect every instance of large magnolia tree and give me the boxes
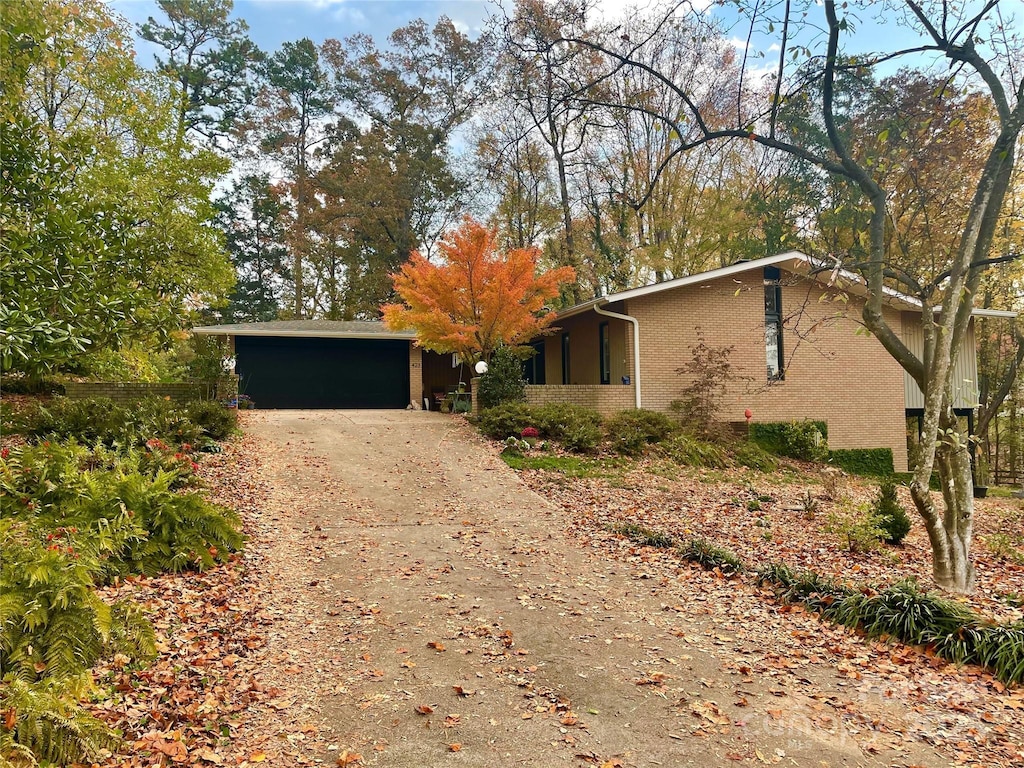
[545,0,1023,592]
[382,218,575,365]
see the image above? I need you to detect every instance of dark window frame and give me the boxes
[599,322,610,385]
[764,266,784,382]
[523,341,546,385]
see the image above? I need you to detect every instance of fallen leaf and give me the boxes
[335,749,363,766]
[415,704,434,715]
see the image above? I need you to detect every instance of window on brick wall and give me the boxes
[523,341,546,384]
[599,322,610,385]
[765,266,784,381]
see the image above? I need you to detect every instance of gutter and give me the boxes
[593,302,641,409]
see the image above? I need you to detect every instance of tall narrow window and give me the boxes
[599,322,610,385]
[523,341,545,384]
[764,266,784,381]
[561,332,571,384]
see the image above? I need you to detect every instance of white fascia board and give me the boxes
[971,308,1018,319]
[192,328,416,340]
[604,251,811,304]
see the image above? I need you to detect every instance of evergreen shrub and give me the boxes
[476,346,527,409]
[606,409,678,456]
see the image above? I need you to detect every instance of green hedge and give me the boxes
[828,448,895,477]
[749,420,829,461]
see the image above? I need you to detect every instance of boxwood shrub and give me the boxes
[749,420,829,461]
[829,448,894,477]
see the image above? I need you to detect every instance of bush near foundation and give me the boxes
[606,410,678,456]
[829,448,895,477]
[749,420,828,461]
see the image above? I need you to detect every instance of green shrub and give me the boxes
[101,470,243,575]
[679,537,744,575]
[749,420,828,461]
[476,346,527,409]
[533,403,603,453]
[610,523,676,549]
[17,396,204,449]
[0,520,155,684]
[1,444,241,577]
[0,675,120,767]
[833,580,977,645]
[732,441,777,472]
[824,503,885,553]
[829,448,894,477]
[606,409,677,456]
[185,399,238,440]
[758,566,1024,685]
[873,479,911,545]
[659,433,727,468]
[478,402,536,440]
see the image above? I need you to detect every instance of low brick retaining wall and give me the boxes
[524,384,636,417]
[63,378,238,403]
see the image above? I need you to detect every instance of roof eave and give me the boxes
[192,327,416,340]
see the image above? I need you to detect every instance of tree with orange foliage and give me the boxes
[382,218,576,364]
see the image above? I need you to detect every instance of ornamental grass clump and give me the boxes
[679,537,745,576]
[610,522,676,549]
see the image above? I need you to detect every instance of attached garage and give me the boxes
[192,320,419,410]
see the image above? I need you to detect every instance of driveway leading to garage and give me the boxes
[244,411,945,768]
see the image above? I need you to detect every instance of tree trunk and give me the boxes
[910,416,976,592]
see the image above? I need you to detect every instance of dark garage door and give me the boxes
[235,336,410,409]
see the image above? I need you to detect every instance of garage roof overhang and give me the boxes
[192,320,416,341]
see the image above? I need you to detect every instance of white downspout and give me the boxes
[593,302,641,409]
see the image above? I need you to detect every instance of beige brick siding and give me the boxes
[524,384,636,417]
[408,343,423,409]
[626,271,910,471]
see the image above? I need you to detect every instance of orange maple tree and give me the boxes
[382,218,576,364]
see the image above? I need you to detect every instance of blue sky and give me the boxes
[111,0,493,59]
[108,1,1021,84]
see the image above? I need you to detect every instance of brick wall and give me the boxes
[63,378,237,403]
[408,343,423,409]
[626,271,910,471]
[524,384,636,417]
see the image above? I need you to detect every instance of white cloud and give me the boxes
[589,0,715,23]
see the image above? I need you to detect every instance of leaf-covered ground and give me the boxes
[88,430,336,767]
[83,414,1024,767]
[514,452,1024,766]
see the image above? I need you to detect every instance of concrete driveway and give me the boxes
[244,410,946,768]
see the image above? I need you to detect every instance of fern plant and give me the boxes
[110,470,243,574]
[0,675,118,767]
[0,521,155,684]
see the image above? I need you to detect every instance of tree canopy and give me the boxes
[382,218,575,365]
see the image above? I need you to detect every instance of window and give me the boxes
[523,341,546,385]
[599,322,610,385]
[764,266,784,381]
[561,332,571,384]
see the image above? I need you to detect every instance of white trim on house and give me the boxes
[556,251,1018,321]
[193,328,416,340]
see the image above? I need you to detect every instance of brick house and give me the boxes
[516,251,1015,472]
